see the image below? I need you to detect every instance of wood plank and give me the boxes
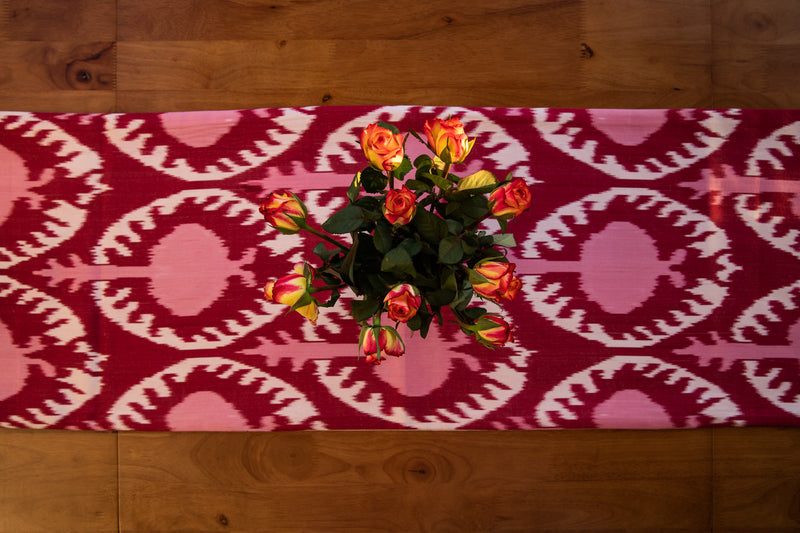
[713,427,800,532]
[581,0,714,108]
[114,0,583,112]
[3,0,116,41]
[0,429,118,533]
[0,0,116,112]
[117,0,580,41]
[711,0,800,108]
[0,41,115,112]
[119,429,712,532]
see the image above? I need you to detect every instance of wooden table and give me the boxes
[1,1,799,531]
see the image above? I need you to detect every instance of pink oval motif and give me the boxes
[148,223,231,316]
[580,221,664,314]
[589,109,669,146]
[159,110,241,148]
[592,389,673,429]
[0,144,30,225]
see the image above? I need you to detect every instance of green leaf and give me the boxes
[322,204,365,234]
[492,233,516,248]
[439,146,452,164]
[381,246,417,277]
[438,236,464,264]
[347,172,361,203]
[427,288,456,307]
[404,179,433,193]
[446,219,462,234]
[413,153,432,170]
[427,171,453,191]
[497,217,508,234]
[458,195,490,220]
[317,289,341,308]
[460,238,478,256]
[400,238,423,257]
[350,298,381,322]
[341,234,359,286]
[378,121,400,134]
[412,209,448,243]
[313,242,339,262]
[463,306,488,322]
[441,268,458,291]
[450,285,474,311]
[458,170,497,191]
[361,166,389,193]
[395,156,413,179]
[373,219,393,253]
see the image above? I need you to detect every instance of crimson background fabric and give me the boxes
[1,106,798,430]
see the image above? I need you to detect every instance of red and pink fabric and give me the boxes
[1,106,798,431]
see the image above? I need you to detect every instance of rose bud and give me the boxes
[489,178,531,220]
[360,123,405,172]
[424,117,475,164]
[474,314,514,347]
[470,260,521,302]
[263,263,318,323]
[383,185,417,226]
[383,283,422,323]
[359,325,405,364]
[259,190,307,234]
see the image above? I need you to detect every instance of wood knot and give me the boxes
[442,16,454,24]
[266,433,317,481]
[321,93,332,103]
[217,513,229,526]
[580,42,594,59]
[383,449,459,484]
[743,11,777,40]
[63,43,115,90]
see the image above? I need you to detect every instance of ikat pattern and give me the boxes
[1,106,798,430]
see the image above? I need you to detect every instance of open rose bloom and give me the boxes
[383,283,421,322]
[383,186,417,225]
[257,117,529,364]
[490,178,531,220]
[360,123,405,171]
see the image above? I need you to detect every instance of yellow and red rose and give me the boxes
[383,283,421,323]
[474,314,514,347]
[489,178,531,220]
[360,123,405,172]
[470,260,521,302]
[424,117,475,164]
[263,262,318,323]
[259,190,307,234]
[359,325,405,364]
[383,185,417,225]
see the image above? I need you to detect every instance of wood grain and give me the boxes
[713,427,800,532]
[0,429,118,532]
[582,0,714,109]
[115,0,583,111]
[711,0,800,108]
[119,430,712,532]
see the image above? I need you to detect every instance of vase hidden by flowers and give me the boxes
[259,117,531,364]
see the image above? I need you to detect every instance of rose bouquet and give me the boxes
[259,117,531,364]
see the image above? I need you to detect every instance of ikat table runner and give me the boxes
[1,106,799,430]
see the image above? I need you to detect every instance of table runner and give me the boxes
[1,106,798,431]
